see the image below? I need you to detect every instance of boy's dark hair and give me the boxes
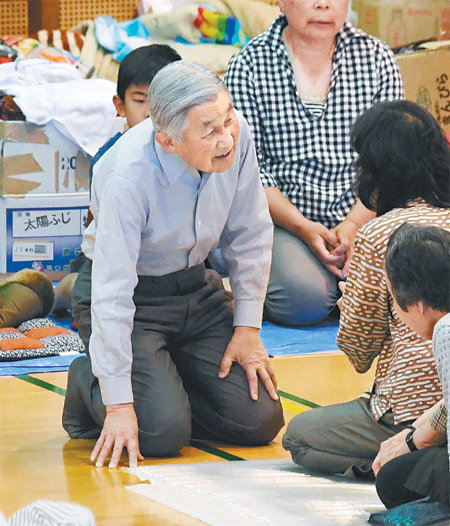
[117,45,181,100]
[351,100,449,216]
[385,223,450,312]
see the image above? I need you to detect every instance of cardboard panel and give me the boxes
[354,0,448,48]
[0,121,91,197]
[396,42,450,130]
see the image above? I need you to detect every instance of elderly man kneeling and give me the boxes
[62,60,284,468]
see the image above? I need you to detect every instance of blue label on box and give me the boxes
[6,206,88,273]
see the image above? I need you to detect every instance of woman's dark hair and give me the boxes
[385,223,450,312]
[351,100,449,216]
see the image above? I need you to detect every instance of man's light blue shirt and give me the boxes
[87,112,273,404]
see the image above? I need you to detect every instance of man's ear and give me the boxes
[417,301,426,316]
[155,132,178,154]
[113,95,126,118]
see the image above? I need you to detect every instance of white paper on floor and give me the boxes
[126,459,384,525]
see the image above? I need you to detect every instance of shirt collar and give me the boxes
[266,14,288,52]
[153,133,200,186]
[335,22,365,50]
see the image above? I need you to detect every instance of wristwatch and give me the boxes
[405,426,418,452]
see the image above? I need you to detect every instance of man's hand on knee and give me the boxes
[90,403,144,469]
[219,326,279,402]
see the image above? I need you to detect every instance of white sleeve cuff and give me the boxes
[233,298,264,329]
[99,376,134,406]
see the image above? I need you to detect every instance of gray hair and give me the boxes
[148,60,226,142]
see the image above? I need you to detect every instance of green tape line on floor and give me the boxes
[278,390,320,409]
[15,374,244,462]
[15,375,319,462]
[16,374,66,396]
[189,439,245,461]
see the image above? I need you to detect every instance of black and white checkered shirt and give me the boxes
[225,15,404,228]
[430,401,447,435]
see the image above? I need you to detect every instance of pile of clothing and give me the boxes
[0,0,279,153]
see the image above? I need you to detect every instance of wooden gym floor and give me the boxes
[0,352,375,525]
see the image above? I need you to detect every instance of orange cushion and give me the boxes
[0,328,44,351]
[23,326,71,340]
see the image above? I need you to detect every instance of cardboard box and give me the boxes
[0,120,91,198]
[0,194,89,278]
[354,0,448,48]
[396,41,450,130]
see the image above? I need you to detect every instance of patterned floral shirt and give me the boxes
[337,201,450,424]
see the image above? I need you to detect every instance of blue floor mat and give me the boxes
[0,318,339,376]
[261,320,339,357]
[0,354,82,376]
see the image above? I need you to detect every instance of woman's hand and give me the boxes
[332,219,360,278]
[298,219,346,278]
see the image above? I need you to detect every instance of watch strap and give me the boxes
[405,429,418,452]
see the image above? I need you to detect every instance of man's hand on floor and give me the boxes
[90,403,144,468]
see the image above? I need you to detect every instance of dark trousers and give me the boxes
[63,259,284,456]
[376,446,450,508]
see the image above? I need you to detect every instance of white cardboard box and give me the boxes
[0,120,91,197]
[0,193,89,277]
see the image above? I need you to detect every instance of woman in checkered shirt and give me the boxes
[225,0,404,326]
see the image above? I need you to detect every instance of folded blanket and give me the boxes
[79,0,279,80]
[212,0,279,38]
[32,30,85,58]
[193,7,249,47]
[93,16,150,62]
[0,61,118,155]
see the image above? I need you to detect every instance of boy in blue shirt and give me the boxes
[90,44,182,196]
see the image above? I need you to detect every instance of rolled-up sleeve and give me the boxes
[374,42,405,103]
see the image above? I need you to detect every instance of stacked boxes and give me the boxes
[396,42,450,132]
[353,0,449,48]
[0,121,90,277]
